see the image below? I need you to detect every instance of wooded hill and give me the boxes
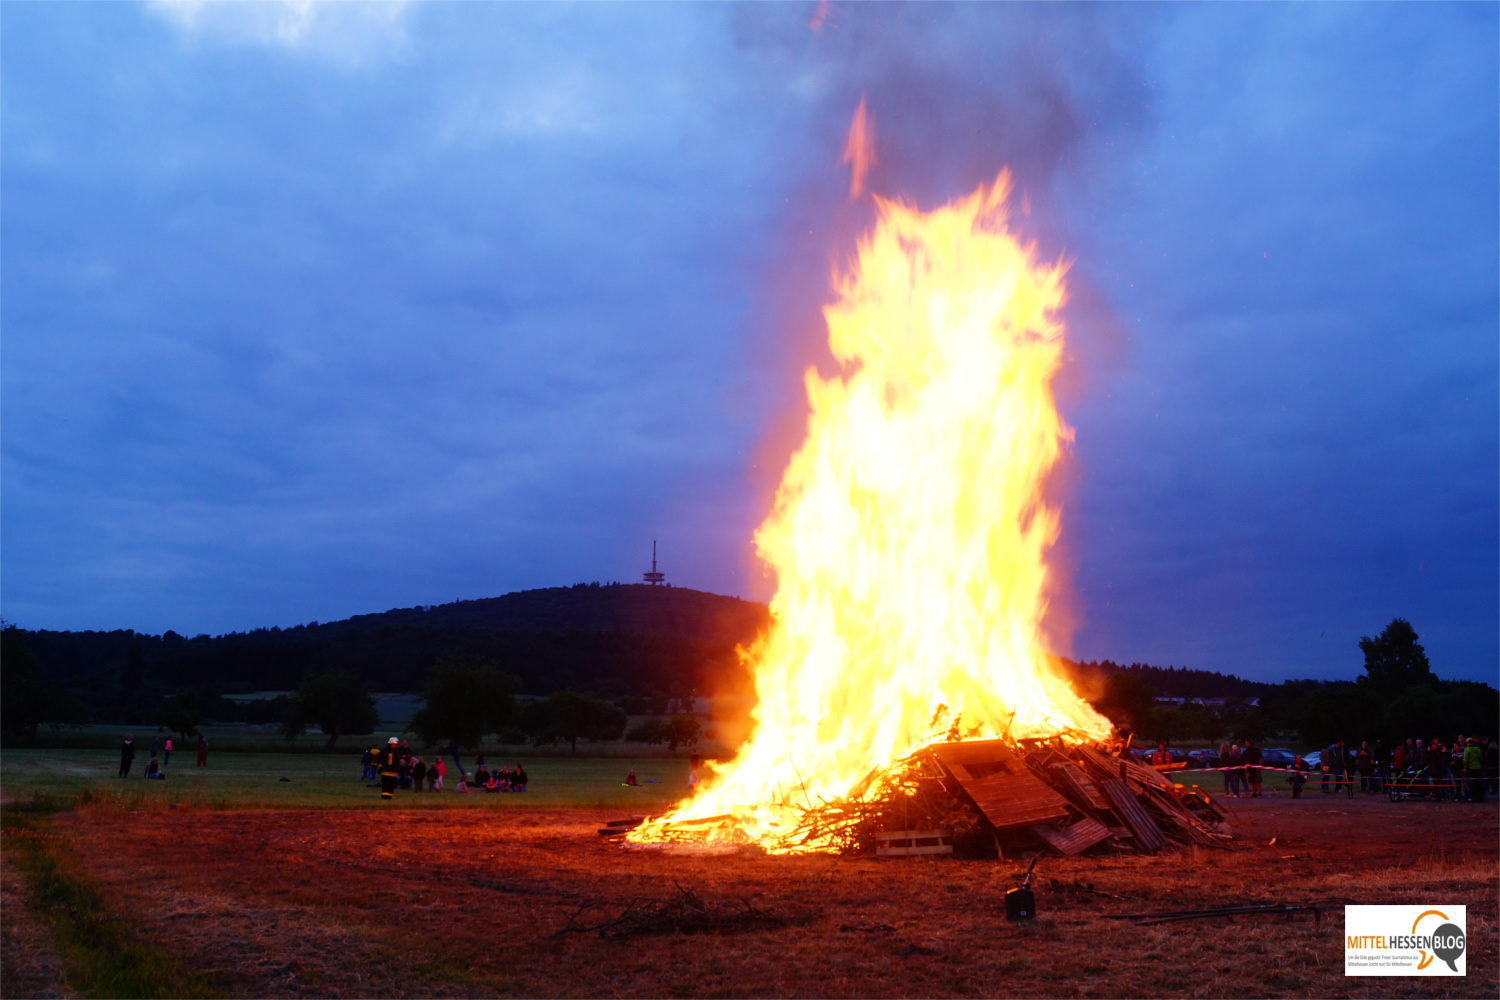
[18,584,769,704]
[9,591,1490,747]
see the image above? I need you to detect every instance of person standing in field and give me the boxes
[412,757,427,793]
[378,737,400,800]
[1356,742,1373,793]
[196,735,209,766]
[1462,738,1484,802]
[119,734,135,778]
[1218,738,1234,793]
[163,737,173,766]
[432,756,446,791]
[1241,740,1263,798]
[1288,754,1308,798]
[1223,743,1243,798]
[149,735,159,760]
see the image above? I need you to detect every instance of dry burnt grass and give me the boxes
[3,793,1496,999]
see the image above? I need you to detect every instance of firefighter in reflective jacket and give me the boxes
[379,737,401,799]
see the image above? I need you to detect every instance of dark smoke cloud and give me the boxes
[722,2,1157,600]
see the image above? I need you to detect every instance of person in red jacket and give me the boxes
[195,735,208,767]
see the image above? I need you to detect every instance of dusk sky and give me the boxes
[3,2,1495,684]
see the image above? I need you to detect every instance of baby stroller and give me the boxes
[1387,765,1432,802]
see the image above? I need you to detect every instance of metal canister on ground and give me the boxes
[1005,855,1040,921]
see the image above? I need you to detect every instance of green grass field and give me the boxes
[0,748,694,812]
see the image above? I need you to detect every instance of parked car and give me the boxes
[1258,748,1298,770]
[1187,749,1221,769]
[1302,751,1322,768]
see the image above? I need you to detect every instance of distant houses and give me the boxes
[1152,695,1260,709]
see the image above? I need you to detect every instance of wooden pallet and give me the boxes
[874,829,954,857]
[1049,761,1111,812]
[1100,778,1168,851]
[931,740,1071,831]
[1030,817,1112,856]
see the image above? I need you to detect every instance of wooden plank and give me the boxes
[1139,784,1199,843]
[931,740,1071,831]
[1070,745,1128,784]
[875,829,954,857]
[874,829,950,842]
[1100,778,1168,852]
[932,739,1026,775]
[1031,817,1111,856]
[1049,761,1111,812]
[1122,755,1177,791]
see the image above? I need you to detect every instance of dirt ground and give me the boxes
[8,793,1497,999]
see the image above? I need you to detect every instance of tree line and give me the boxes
[4,617,1492,751]
[1082,620,1497,746]
[275,660,702,755]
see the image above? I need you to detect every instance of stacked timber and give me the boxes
[608,737,1232,857]
[926,738,1231,857]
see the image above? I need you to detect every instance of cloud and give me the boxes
[147,0,411,62]
[2,2,1493,684]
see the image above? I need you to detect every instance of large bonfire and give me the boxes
[630,161,1124,854]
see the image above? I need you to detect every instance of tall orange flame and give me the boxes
[841,97,876,199]
[632,171,1110,853]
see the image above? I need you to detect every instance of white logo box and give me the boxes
[1345,905,1466,976]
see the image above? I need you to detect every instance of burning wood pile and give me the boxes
[621,735,1230,858]
[809,736,1229,857]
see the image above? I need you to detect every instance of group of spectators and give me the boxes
[359,742,528,794]
[1200,740,1270,798]
[1309,736,1496,802]
[1204,735,1497,802]
[463,756,528,793]
[117,732,211,779]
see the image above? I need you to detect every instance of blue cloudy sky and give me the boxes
[3,2,1495,683]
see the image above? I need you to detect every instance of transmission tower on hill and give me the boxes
[642,540,666,585]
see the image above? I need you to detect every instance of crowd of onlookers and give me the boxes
[1199,735,1498,802]
[359,742,528,793]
